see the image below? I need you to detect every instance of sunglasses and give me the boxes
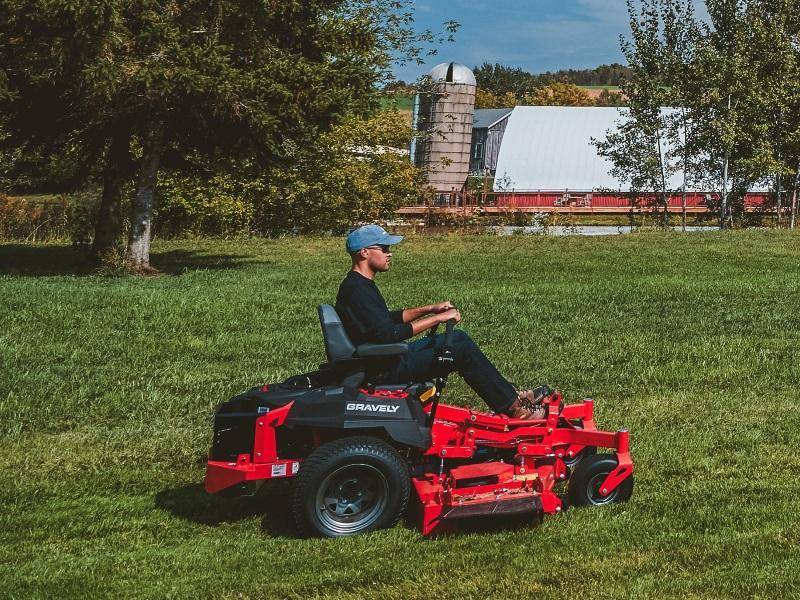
[365,244,391,253]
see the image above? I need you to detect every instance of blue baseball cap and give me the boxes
[345,224,404,253]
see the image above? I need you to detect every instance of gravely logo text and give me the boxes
[346,403,400,413]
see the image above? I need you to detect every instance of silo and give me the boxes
[412,62,476,194]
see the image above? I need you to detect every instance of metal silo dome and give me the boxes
[428,62,477,86]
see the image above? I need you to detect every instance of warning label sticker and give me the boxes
[291,462,300,474]
[271,463,287,477]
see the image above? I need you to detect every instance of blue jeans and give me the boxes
[385,329,517,413]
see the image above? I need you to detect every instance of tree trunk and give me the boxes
[126,126,163,273]
[721,154,729,230]
[656,129,669,228]
[681,185,687,232]
[790,160,800,230]
[681,113,688,232]
[93,131,131,258]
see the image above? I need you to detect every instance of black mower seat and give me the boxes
[317,304,408,362]
[317,304,408,387]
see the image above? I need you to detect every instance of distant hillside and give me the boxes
[473,63,631,98]
[380,95,414,111]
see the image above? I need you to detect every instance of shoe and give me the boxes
[506,399,547,420]
[515,385,552,407]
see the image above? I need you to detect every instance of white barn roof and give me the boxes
[494,106,685,192]
[473,108,513,129]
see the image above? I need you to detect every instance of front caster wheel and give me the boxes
[563,445,597,479]
[567,453,633,507]
[290,436,410,538]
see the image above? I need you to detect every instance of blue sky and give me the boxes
[394,0,634,82]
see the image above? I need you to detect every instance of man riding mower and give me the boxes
[204,226,634,537]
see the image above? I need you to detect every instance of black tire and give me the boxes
[567,453,634,507]
[563,445,597,478]
[290,436,410,538]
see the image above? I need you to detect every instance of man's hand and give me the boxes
[404,302,460,335]
[438,308,461,324]
[430,301,454,314]
[402,301,454,324]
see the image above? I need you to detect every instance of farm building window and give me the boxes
[473,142,484,160]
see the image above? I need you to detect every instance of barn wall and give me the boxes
[485,116,509,174]
[469,128,488,174]
[494,192,769,208]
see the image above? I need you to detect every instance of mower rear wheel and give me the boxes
[567,453,633,507]
[290,436,410,538]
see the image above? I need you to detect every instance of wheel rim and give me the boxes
[586,472,617,505]
[315,463,389,535]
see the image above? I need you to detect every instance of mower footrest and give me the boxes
[441,494,542,520]
[205,458,300,494]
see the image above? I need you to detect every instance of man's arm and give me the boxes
[399,301,454,324]
[410,308,461,336]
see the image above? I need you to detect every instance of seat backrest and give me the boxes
[318,304,356,363]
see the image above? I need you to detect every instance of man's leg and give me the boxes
[388,330,518,414]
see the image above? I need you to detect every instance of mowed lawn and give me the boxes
[1,232,799,599]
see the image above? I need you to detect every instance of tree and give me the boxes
[661,0,702,230]
[595,0,675,226]
[473,63,537,98]
[596,0,798,229]
[526,83,596,106]
[1,0,452,271]
[474,89,518,109]
[595,89,628,107]
[256,109,420,233]
[745,0,800,229]
[687,0,783,228]
[473,62,633,96]
[151,109,419,236]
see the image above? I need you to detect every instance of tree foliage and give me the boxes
[596,0,800,228]
[475,83,623,108]
[527,83,596,106]
[152,109,419,236]
[595,0,677,224]
[257,110,420,233]
[474,89,518,109]
[0,0,449,269]
[473,62,632,97]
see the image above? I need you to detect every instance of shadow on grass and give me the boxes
[404,503,545,538]
[155,482,293,537]
[157,483,546,539]
[0,244,94,276]
[0,244,266,276]
[150,249,266,275]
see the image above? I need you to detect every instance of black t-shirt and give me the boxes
[335,271,413,346]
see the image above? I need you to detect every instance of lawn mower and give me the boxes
[204,305,634,537]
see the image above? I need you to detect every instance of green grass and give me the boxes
[2,232,800,598]
[380,94,414,111]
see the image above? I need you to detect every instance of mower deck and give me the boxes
[205,388,633,536]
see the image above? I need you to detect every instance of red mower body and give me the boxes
[205,384,633,536]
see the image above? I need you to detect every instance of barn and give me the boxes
[409,65,771,213]
[490,106,768,211]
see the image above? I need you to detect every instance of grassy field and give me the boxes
[2,231,800,598]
